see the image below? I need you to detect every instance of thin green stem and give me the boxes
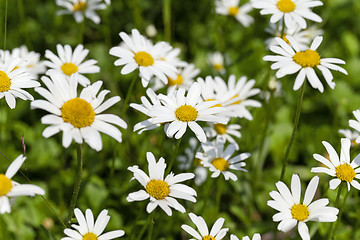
[122,73,138,116]
[280,83,306,181]
[163,0,171,42]
[18,0,30,47]
[66,144,83,226]
[147,211,155,240]
[165,138,182,175]
[3,0,8,50]
[78,19,86,44]
[131,0,142,30]
[137,210,155,240]
[215,178,223,214]
[201,177,214,214]
[327,183,346,240]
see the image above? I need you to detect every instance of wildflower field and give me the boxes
[1,0,360,239]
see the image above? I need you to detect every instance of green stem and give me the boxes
[131,0,142,30]
[215,177,223,214]
[280,83,306,181]
[122,73,138,116]
[165,138,182,175]
[3,0,8,50]
[66,144,83,226]
[200,177,214,214]
[327,183,347,240]
[78,18,86,44]
[137,210,155,240]
[147,211,155,240]
[18,0,30,47]
[163,0,171,42]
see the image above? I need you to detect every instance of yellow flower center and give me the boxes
[134,51,154,67]
[61,98,95,128]
[82,233,98,240]
[167,74,184,86]
[228,6,239,16]
[175,105,198,122]
[0,70,11,92]
[146,179,170,200]
[0,174,13,196]
[202,235,216,240]
[213,63,223,71]
[335,164,356,182]
[206,99,222,108]
[214,123,227,135]
[276,0,296,13]
[293,50,321,68]
[61,63,78,76]
[212,157,229,171]
[73,1,86,11]
[291,203,309,221]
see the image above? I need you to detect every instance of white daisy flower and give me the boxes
[215,0,254,27]
[31,71,127,151]
[145,24,157,38]
[0,154,45,214]
[126,152,197,216]
[181,212,229,240]
[251,0,323,29]
[148,82,228,143]
[230,233,262,240]
[263,36,348,92]
[208,52,225,74]
[44,44,100,87]
[196,138,249,181]
[109,29,178,87]
[204,122,241,150]
[338,129,359,147]
[268,174,339,240]
[348,109,360,144]
[0,58,40,109]
[56,0,107,24]
[62,208,125,240]
[311,138,360,191]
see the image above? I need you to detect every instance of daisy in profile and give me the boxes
[44,44,100,86]
[204,122,241,150]
[215,0,254,27]
[338,129,359,147]
[231,233,261,240]
[126,152,197,216]
[148,82,228,143]
[109,29,178,87]
[31,71,127,151]
[56,0,107,24]
[62,208,125,240]
[196,138,249,181]
[311,138,360,191]
[0,154,45,214]
[268,174,338,240]
[0,58,40,109]
[181,212,229,240]
[208,52,225,74]
[251,0,323,29]
[264,36,348,92]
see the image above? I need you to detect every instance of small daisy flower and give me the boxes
[127,152,197,216]
[31,71,127,151]
[215,0,254,27]
[268,174,339,240]
[204,122,241,150]
[145,24,158,38]
[0,154,45,214]
[0,58,40,109]
[311,138,360,191]
[62,208,125,240]
[196,138,249,181]
[251,0,323,29]
[181,212,229,240]
[56,0,107,24]
[348,109,360,144]
[208,52,225,74]
[230,233,262,240]
[109,29,178,87]
[264,36,348,92]
[148,82,228,143]
[338,129,359,147]
[45,44,100,87]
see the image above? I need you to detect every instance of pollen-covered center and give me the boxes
[134,51,154,67]
[291,203,309,221]
[175,105,198,122]
[335,164,355,182]
[73,1,86,11]
[146,179,170,200]
[202,235,216,240]
[61,63,78,76]
[228,6,239,16]
[214,123,227,135]
[212,157,230,171]
[276,0,296,13]
[61,98,95,128]
[0,174,13,196]
[82,232,98,240]
[168,74,183,86]
[293,50,321,68]
[0,70,11,92]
